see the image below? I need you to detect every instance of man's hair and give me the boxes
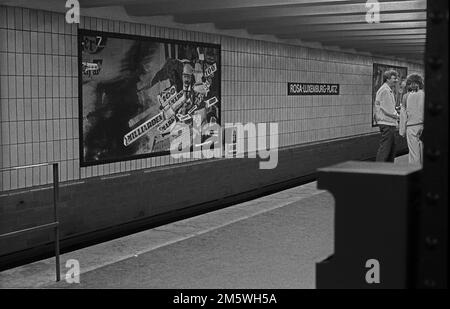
[383,69,399,82]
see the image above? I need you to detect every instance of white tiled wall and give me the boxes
[0,5,424,192]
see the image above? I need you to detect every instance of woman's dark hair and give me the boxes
[406,73,424,90]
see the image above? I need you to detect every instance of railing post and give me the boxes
[53,163,60,282]
[0,163,62,282]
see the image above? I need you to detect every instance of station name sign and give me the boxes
[288,83,340,96]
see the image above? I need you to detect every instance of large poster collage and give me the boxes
[79,30,221,166]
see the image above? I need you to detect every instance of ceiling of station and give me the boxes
[82,0,426,61]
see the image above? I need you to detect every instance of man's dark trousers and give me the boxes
[376,125,397,162]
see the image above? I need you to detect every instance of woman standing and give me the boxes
[405,73,425,165]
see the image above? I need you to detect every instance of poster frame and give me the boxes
[78,28,222,167]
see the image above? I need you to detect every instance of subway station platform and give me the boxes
[0,155,410,289]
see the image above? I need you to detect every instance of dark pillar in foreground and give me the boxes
[417,0,448,289]
[316,161,422,289]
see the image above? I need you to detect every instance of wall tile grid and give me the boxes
[0,6,424,192]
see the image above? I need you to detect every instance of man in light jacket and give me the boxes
[375,70,400,162]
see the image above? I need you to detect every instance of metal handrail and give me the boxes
[0,163,60,282]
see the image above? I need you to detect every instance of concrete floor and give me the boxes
[52,191,334,289]
[1,181,331,289]
[0,155,410,289]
